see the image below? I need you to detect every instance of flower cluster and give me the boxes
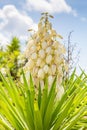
[24,15,68,99]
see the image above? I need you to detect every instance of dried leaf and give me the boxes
[57,34,63,39]
[28,29,33,32]
[49,15,54,18]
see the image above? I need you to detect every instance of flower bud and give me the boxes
[52,41,59,49]
[27,40,34,49]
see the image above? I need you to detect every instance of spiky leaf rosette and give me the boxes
[0,71,87,130]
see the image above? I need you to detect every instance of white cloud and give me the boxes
[0,5,37,46]
[0,2,77,48]
[26,0,77,15]
[0,33,9,47]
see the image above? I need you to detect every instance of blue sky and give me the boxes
[0,0,87,72]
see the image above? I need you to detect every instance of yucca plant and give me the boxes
[0,70,87,130]
[0,13,87,130]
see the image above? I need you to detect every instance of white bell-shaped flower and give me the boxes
[42,42,47,49]
[38,69,45,79]
[30,45,37,53]
[39,49,45,59]
[46,47,51,54]
[48,75,54,86]
[31,53,37,60]
[43,64,49,74]
[51,64,56,75]
[36,58,42,67]
[26,59,34,70]
[46,55,52,64]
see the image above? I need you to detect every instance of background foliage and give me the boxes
[0,37,26,80]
